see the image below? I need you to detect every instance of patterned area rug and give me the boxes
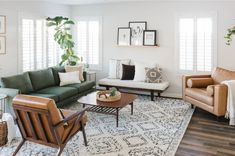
[0,96,194,156]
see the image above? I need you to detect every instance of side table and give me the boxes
[87,71,96,82]
[0,94,7,118]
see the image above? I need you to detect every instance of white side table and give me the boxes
[0,94,7,118]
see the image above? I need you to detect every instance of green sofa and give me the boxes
[0,66,96,115]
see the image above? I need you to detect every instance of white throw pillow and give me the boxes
[59,71,81,86]
[134,61,155,82]
[108,59,130,79]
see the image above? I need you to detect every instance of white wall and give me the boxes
[71,1,235,97]
[0,1,70,77]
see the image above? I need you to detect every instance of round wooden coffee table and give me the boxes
[78,92,137,127]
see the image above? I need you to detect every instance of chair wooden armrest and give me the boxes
[54,108,88,129]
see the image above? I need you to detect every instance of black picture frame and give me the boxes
[143,30,157,46]
[129,21,147,46]
[117,27,131,46]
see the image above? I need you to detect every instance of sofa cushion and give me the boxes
[99,78,169,91]
[51,66,65,86]
[187,78,214,88]
[185,88,214,106]
[29,68,56,90]
[65,81,96,93]
[1,73,34,94]
[37,86,78,101]
[29,93,59,102]
[212,67,235,84]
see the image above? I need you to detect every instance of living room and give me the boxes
[0,0,235,156]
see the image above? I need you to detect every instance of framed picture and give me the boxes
[0,16,6,34]
[0,36,6,54]
[129,21,147,46]
[143,30,157,46]
[117,27,131,46]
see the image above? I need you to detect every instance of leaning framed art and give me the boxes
[143,30,157,46]
[129,21,147,46]
[0,36,6,54]
[117,27,131,46]
[0,16,6,34]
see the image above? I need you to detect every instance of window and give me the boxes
[76,17,102,70]
[177,15,216,72]
[20,17,62,72]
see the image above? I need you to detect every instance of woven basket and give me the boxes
[96,91,121,102]
[0,121,7,146]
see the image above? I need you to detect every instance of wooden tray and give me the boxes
[96,91,121,102]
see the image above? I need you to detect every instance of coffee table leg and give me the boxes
[116,108,119,127]
[130,102,133,115]
[83,104,85,108]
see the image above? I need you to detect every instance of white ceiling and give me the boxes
[0,0,235,5]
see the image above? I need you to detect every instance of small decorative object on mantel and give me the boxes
[117,27,131,46]
[97,87,121,102]
[0,15,6,34]
[129,21,147,46]
[143,30,157,46]
[225,24,235,45]
[0,36,6,54]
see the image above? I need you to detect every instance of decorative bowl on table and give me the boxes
[96,89,121,102]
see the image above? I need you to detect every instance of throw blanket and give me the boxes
[2,113,21,143]
[222,80,235,125]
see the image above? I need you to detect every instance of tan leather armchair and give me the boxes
[183,67,235,117]
[12,95,88,156]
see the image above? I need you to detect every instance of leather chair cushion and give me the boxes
[38,86,78,101]
[60,109,88,143]
[65,81,96,93]
[206,85,214,96]
[187,78,214,88]
[185,88,214,106]
[212,67,235,84]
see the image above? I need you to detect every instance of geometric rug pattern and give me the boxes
[0,96,194,156]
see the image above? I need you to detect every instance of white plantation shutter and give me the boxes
[196,18,212,72]
[21,17,61,72]
[179,18,194,71]
[178,16,216,72]
[77,18,101,69]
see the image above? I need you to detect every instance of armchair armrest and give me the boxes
[182,75,211,100]
[54,108,87,129]
[213,84,228,116]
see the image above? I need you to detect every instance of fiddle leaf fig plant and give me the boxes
[225,25,235,45]
[46,16,79,66]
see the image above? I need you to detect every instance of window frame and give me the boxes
[175,12,218,75]
[73,16,103,71]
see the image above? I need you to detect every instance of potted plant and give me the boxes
[46,16,79,66]
[225,25,235,45]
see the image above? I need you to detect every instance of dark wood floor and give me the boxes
[176,108,235,156]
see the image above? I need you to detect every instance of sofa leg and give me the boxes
[191,104,194,109]
[150,91,154,101]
